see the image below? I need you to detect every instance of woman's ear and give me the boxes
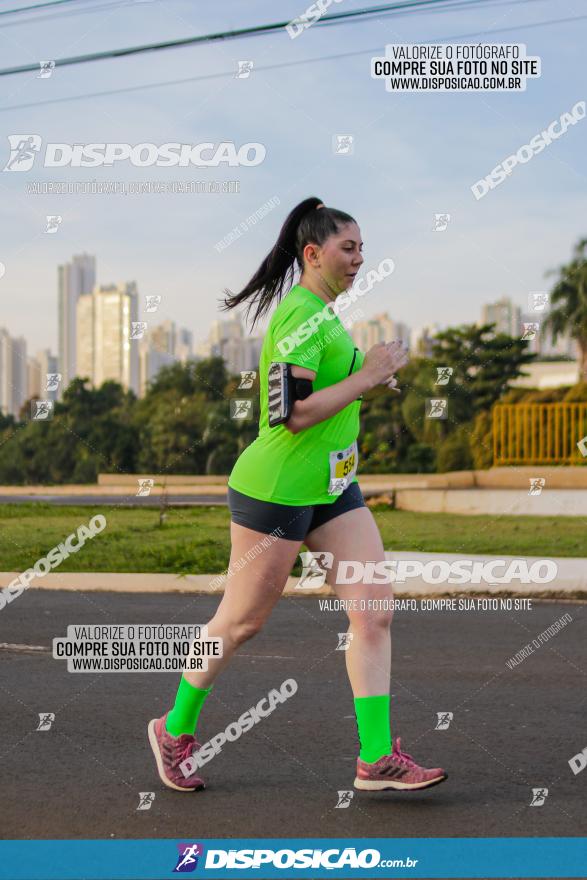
[302,242,321,268]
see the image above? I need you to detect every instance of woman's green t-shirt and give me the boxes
[227,284,365,505]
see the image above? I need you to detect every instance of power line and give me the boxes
[0,0,539,21]
[0,8,580,112]
[317,0,545,30]
[0,0,529,78]
[0,0,144,31]
[0,0,91,16]
[0,0,137,28]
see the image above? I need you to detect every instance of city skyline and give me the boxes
[4,247,580,358]
[0,243,579,418]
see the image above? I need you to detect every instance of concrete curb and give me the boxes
[394,488,587,516]
[3,466,587,496]
[2,552,586,598]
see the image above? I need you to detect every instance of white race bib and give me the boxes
[328,440,358,495]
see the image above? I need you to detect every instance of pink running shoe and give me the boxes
[354,737,447,791]
[148,712,205,792]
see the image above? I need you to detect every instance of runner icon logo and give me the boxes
[45,215,62,234]
[432,213,451,232]
[36,713,55,731]
[435,366,453,385]
[435,712,453,730]
[426,398,448,419]
[230,399,253,420]
[528,478,545,496]
[296,551,334,589]
[31,400,54,421]
[529,787,548,806]
[136,792,155,811]
[335,790,354,808]
[38,61,55,79]
[529,291,549,311]
[173,843,204,873]
[237,370,256,389]
[3,134,42,171]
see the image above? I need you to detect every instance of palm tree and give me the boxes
[543,238,587,381]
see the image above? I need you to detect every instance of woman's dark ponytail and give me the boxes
[219,196,356,331]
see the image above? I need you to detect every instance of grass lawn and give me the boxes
[1,502,585,574]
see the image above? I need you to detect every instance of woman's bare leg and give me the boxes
[304,506,393,695]
[182,521,304,688]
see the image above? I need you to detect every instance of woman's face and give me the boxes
[306,221,364,295]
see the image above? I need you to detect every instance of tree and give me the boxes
[358,359,418,472]
[429,323,536,415]
[146,358,229,401]
[400,324,535,448]
[542,238,587,381]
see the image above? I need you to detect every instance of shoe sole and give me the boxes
[354,772,448,791]
[147,718,205,793]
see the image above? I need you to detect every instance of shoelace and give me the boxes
[171,735,198,769]
[391,738,417,768]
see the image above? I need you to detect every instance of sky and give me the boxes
[0,0,585,356]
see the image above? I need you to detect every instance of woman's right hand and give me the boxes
[361,341,409,388]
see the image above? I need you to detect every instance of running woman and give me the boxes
[148,197,448,793]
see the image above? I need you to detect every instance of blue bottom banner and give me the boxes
[0,838,586,879]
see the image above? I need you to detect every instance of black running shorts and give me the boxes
[227,481,367,541]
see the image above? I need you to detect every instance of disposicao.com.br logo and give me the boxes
[185,845,393,870]
[3,136,265,171]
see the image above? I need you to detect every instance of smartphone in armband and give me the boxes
[268,362,293,427]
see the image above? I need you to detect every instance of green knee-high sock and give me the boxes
[165,676,212,737]
[354,694,392,763]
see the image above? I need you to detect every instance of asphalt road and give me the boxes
[0,494,226,506]
[1,590,585,876]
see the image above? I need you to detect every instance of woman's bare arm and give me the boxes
[285,341,407,434]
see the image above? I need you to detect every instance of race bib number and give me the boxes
[328,440,358,495]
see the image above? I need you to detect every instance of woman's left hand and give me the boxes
[383,342,408,393]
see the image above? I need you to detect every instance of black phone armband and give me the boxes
[268,362,313,427]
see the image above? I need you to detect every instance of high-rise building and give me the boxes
[203,317,243,355]
[480,297,521,336]
[197,316,262,374]
[138,320,176,397]
[137,320,196,396]
[27,349,59,400]
[0,328,11,416]
[58,253,96,391]
[223,334,263,375]
[76,293,95,384]
[138,347,176,396]
[0,328,27,418]
[75,282,139,394]
[175,327,194,363]
[410,324,441,358]
[350,313,411,351]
